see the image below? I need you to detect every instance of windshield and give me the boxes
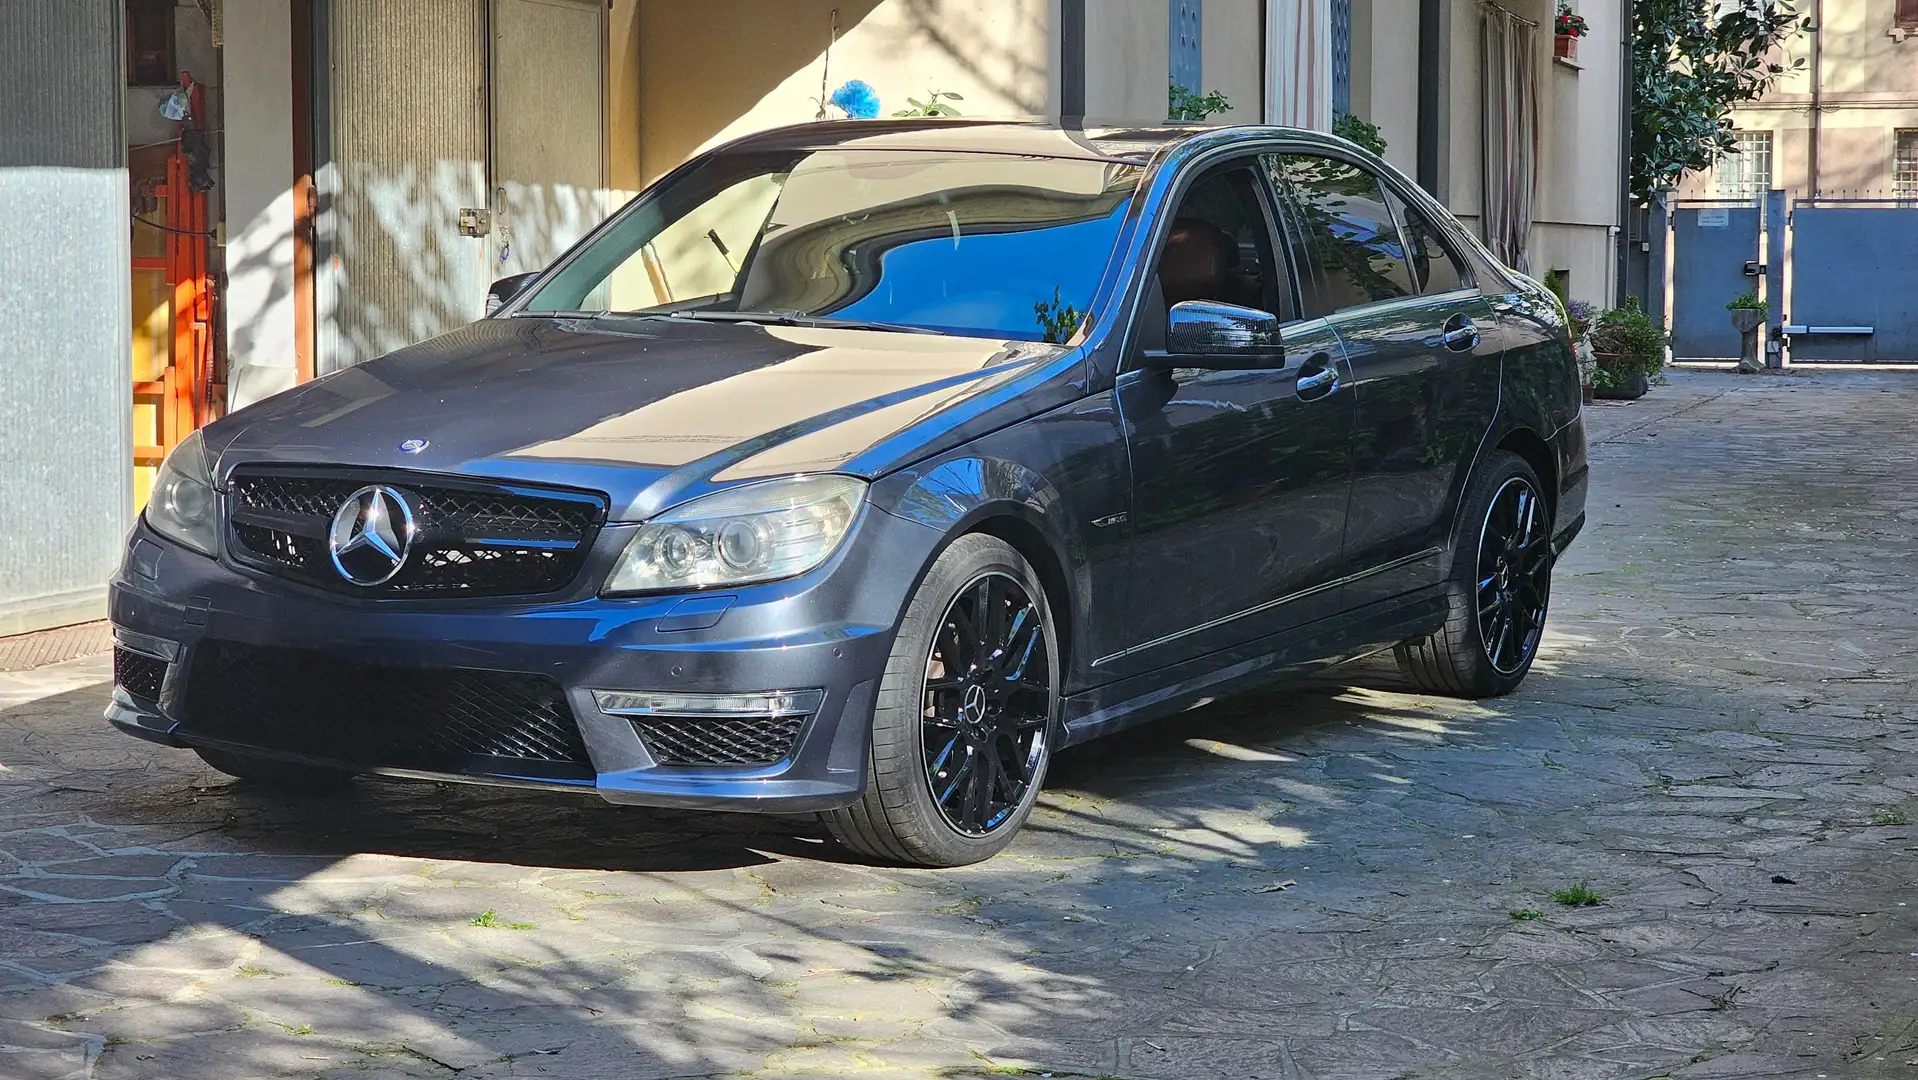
[521,148,1144,342]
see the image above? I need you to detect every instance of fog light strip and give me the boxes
[590,688,825,718]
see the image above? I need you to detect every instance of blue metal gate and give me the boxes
[1787,201,1918,362]
[1668,201,1763,361]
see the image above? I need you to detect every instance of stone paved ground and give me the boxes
[3,369,1915,1080]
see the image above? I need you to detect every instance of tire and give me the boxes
[1396,450,1554,698]
[825,534,1060,867]
[193,746,355,793]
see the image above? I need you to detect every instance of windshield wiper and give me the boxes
[655,310,947,335]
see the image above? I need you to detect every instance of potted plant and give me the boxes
[1568,299,1599,402]
[1555,2,1589,60]
[1727,290,1767,373]
[1589,300,1666,400]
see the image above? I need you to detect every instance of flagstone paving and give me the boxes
[2,369,1913,1079]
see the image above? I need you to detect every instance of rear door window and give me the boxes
[1264,154,1416,318]
[1389,192,1474,295]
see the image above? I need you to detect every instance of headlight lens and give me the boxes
[145,430,220,557]
[603,475,867,595]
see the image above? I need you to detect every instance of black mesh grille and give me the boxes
[632,716,806,767]
[225,469,606,599]
[182,641,592,770]
[114,647,167,702]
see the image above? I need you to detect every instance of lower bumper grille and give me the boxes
[632,715,805,767]
[181,642,592,772]
[113,647,168,702]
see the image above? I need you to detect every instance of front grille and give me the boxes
[225,468,607,599]
[632,715,806,767]
[182,641,592,770]
[114,647,167,702]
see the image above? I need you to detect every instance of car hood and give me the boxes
[206,316,1073,521]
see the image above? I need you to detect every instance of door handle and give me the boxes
[1296,365,1339,398]
[1441,313,1480,352]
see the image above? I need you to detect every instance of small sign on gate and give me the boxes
[1697,208,1730,229]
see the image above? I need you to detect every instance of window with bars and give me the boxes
[1896,131,1918,200]
[1712,131,1773,200]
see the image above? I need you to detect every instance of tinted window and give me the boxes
[526,150,1144,342]
[1154,165,1289,319]
[1392,194,1472,294]
[1265,154,1415,316]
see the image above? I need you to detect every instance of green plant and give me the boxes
[1631,0,1810,202]
[1034,287,1084,344]
[1726,290,1766,312]
[1590,298,1668,380]
[1544,269,1571,308]
[893,89,963,118]
[1869,809,1909,826]
[469,910,536,930]
[1332,113,1387,156]
[1509,908,1544,921]
[1557,2,1591,37]
[1551,882,1605,907]
[1168,84,1232,122]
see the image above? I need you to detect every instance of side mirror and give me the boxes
[1144,300,1286,370]
[485,270,542,316]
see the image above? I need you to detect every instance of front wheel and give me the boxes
[825,534,1059,867]
[1396,451,1554,698]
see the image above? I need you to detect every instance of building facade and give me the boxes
[1686,0,1918,199]
[0,0,1625,637]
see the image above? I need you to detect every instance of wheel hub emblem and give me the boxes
[962,683,988,724]
[327,485,415,586]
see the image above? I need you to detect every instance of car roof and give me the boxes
[716,118,1294,165]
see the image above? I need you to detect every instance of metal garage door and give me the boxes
[489,0,607,279]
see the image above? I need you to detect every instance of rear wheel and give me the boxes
[194,746,355,793]
[1396,451,1553,697]
[825,534,1058,867]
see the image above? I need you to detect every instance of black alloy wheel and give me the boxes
[1475,476,1551,675]
[825,534,1059,867]
[921,572,1051,836]
[1395,450,1554,698]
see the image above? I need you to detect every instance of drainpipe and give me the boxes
[1617,0,1634,305]
[1809,0,1823,197]
[1416,0,1441,195]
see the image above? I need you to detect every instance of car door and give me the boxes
[1265,153,1502,608]
[1104,159,1356,679]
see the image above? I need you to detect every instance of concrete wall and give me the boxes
[1085,0,1170,122]
[636,0,1058,183]
[223,0,300,411]
[0,0,134,635]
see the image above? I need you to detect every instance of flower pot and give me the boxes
[1582,382,1596,405]
[1593,353,1650,401]
[1554,33,1577,60]
[1729,308,1764,334]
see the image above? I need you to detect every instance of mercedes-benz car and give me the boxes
[108,120,1586,867]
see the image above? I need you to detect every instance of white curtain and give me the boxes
[1265,0,1333,130]
[1481,5,1539,272]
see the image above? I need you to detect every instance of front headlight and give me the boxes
[145,430,220,557]
[603,475,867,595]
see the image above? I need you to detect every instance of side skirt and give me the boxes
[1059,586,1450,748]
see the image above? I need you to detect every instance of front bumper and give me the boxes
[106,507,937,813]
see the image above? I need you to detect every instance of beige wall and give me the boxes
[636,0,1056,183]
[1084,0,1169,121]
[1201,0,1263,124]
[1350,0,1420,175]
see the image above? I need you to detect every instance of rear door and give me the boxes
[1265,153,1501,607]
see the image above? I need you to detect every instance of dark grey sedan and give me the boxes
[109,120,1587,866]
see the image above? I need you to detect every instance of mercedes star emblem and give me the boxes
[327,485,416,586]
[962,683,988,724]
